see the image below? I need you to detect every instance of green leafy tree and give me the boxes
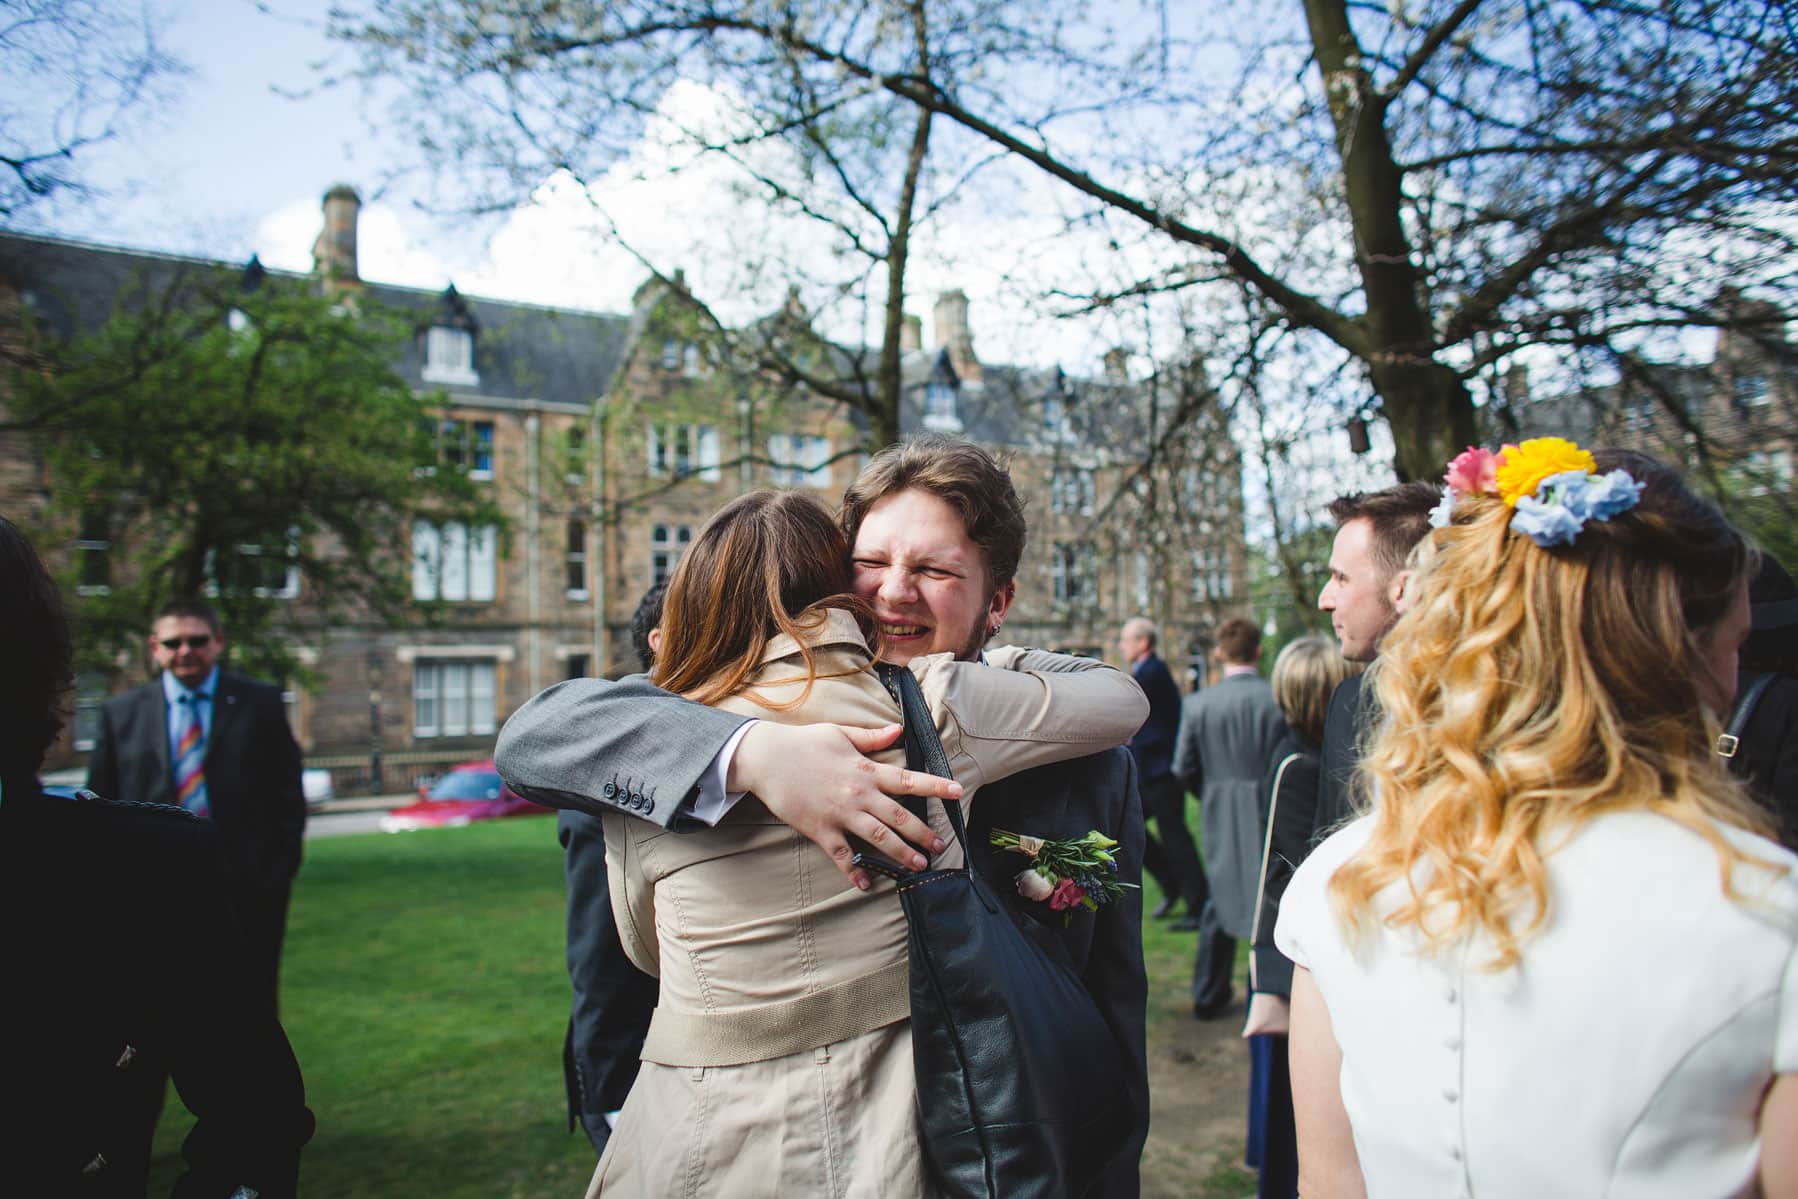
[7,267,497,681]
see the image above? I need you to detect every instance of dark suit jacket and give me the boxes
[1127,653,1181,783]
[87,670,306,899]
[1314,673,1375,847]
[0,779,314,1198]
[558,809,657,1154]
[1249,724,1319,999]
[966,747,1150,1198]
[1729,671,1798,851]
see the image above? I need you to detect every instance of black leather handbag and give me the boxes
[855,665,1136,1199]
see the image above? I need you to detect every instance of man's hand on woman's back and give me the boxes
[730,721,955,890]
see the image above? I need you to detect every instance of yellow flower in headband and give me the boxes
[1494,437,1597,508]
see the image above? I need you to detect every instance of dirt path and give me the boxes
[1138,969,1258,1197]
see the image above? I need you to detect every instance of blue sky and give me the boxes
[24,2,404,262]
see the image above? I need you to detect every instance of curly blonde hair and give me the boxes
[1328,450,1776,969]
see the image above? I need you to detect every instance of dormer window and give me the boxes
[423,326,479,386]
[924,379,962,432]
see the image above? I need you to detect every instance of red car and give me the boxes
[378,759,551,832]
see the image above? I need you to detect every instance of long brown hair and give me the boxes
[1331,450,1773,970]
[651,490,878,707]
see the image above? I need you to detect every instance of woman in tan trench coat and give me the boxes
[588,489,1146,1197]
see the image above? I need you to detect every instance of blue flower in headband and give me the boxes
[1511,494,1585,547]
[1509,467,1644,547]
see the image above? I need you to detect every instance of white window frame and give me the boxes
[768,433,831,488]
[412,521,498,603]
[647,422,721,482]
[1191,546,1233,602]
[1050,466,1096,516]
[74,670,107,751]
[439,418,494,480]
[1735,372,1772,408]
[422,326,479,386]
[923,379,962,432]
[651,523,692,587]
[75,510,110,596]
[566,518,588,600]
[413,658,497,739]
[1052,541,1095,604]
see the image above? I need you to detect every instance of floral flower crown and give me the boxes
[1428,437,1643,548]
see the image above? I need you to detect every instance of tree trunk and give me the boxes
[1369,356,1475,481]
[1302,0,1475,481]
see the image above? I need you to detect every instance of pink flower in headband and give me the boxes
[1444,446,1500,497]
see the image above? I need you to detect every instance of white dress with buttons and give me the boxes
[1276,811,1798,1198]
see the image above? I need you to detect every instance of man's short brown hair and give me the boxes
[838,433,1028,591]
[155,598,223,635]
[1214,617,1261,666]
[1326,482,1441,579]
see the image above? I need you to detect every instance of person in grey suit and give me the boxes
[498,434,1152,1194]
[1174,617,1284,1019]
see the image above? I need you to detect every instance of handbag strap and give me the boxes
[877,662,968,852]
[1718,671,1775,760]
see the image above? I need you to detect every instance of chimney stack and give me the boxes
[900,314,922,353]
[1103,347,1130,381]
[933,289,980,383]
[312,184,361,288]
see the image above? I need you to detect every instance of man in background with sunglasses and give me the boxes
[88,599,306,1017]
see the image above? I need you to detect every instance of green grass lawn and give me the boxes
[151,817,599,1198]
[151,808,1254,1198]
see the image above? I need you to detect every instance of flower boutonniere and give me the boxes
[991,827,1138,921]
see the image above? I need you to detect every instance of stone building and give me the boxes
[2,187,1247,788]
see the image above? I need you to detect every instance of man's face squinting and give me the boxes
[850,487,1013,666]
[1318,517,1400,663]
[151,615,223,689]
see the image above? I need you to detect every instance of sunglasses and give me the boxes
[158,635,214,651]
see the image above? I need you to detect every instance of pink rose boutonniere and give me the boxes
[990,827,1139,924]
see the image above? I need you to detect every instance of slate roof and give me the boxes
[0,231,635,412]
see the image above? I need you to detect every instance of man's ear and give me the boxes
[647,627,662,656]
[1388,568,1415,614]
[987,580,1016,626]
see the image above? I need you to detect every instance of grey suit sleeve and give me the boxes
[495,675,750,829]
[1171,697,1203,796]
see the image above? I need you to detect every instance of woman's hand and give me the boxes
[1241,992,1291,1038]
[729,721,956,890]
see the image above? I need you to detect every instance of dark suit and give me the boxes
[558,809,657,1153]
[1130,652,1206,916]
[1314,673,1375,847]
[0,779,314,1197]
[87,668,307,1003]
[1727,671,1798,851]
[966,748,1150,1197]
[498,677,1151,1196]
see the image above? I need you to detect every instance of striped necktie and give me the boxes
[174,690,210,818]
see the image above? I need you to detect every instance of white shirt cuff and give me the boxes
[688,721,754,825]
